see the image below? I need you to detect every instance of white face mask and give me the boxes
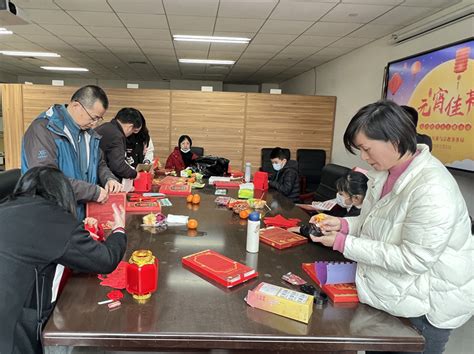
[181,148,191,153]
[336,193,352,208]
[272,163,282,171]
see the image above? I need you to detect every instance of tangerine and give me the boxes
[187,219,198,229]
[239,209,250,219]
[191,194,201,204]
[186,194,193,203]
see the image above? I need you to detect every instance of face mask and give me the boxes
[272,163,282,171]
[181,148,191,153]
[336,193,352,208]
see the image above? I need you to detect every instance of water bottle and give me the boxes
[244,162,251,183]
[246,211,260,253]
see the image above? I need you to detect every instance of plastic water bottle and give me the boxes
[244,162,252,183]
[246,211,260,253]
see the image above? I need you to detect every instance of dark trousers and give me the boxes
[369,315,452,354]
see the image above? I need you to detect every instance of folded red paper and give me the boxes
[182,249,258,288]
[260,227,308,249]
[263,214,301,228]
[86,193,126,229]
[302,263,359,303]
[98,261,128,289]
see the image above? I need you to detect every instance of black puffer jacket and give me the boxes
[269,160,300,202]
[0,196,127,354]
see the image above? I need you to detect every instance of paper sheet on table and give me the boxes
[167,214,189,224]
[311,199,337,211]
[315,261,356,285]
[122,178,134,193]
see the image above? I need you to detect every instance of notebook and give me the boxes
[182,249,258,288]
[86,193,126,229]
[302,263,359,303]
[259,227,308,250]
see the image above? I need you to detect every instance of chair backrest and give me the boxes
[313,164,351,201]
[297,149,326,192]
[260,148,291,174]
[190,146,204,157]
[0,168,21,200]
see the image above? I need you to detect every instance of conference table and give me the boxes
[43,186,424,353]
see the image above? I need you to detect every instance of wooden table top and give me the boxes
[43,187,424,352]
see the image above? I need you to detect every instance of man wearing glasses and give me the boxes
[21,85,122,220]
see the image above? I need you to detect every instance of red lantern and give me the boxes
[126,250,158,301]
[388,72,403,95]
[454,47,470,74]
[411,61,421,77]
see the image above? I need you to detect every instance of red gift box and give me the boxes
[259,227,308,250]
[134,171,152,192]
[159,183,192,196]
[253,171,268,191]
[182,249,258,288]
[86,193,126,229]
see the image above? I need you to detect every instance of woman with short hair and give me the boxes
[312,100,472,354]
[165,135,198,173]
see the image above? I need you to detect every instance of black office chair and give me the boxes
[190,147,204,157]
[297,149,326,193]
[260,148,291,175]
[313,164,351,201]
[0,168,21,200]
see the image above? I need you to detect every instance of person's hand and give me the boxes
[310,214,341,232]
[105,179,123,193]
[96,187,109,204]
[83,217,98,228]
[111,203,126,230]
[287,226,301,233]
[310,231,337,247]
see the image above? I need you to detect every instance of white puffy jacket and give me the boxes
[344,144,473,329]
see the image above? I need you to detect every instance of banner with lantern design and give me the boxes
[385,38,473,172]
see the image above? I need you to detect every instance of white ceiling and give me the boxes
[0,0,461,84]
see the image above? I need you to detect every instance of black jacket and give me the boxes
[417,133,433,151]
[0,196,127,354]
[269,160,300,202]
[300,206,361,237]
[95,119,137,179]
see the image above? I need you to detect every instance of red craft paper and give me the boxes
[86,193,126,230]
[107,289,124,301]
[302,263,359,303]
[214,181,242,189]
[98,261,128,289]
[259,227,307,250]
[182,249,258,288]
[263,214,300,228]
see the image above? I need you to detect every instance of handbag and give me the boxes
[190,156,230,177]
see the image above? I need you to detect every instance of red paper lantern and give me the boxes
[388,72,403,95]
[454,47,470,74]
[411,61,421,76]
[126,250,158,301]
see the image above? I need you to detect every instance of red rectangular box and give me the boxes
[86,193,126,229]
[302,263,359,303]
[182,249,258,288]
[125,201,162,213]
[159,183,192,196]
[155,176,187,185]
[259,227,308,250]
[214,181,241,189]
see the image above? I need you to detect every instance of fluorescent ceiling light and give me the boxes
[179,59,235,65]
[174,35,250,44]
[41,66,89,72]
[1,51,60,57]
[0,30,13,35]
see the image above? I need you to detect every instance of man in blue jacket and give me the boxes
[21,85,122,219]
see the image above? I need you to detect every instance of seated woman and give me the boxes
[165,135,198,173]
[126,113,154,168]
[312,100,472,354]
[0,166,127,354]
[289,171,368,238]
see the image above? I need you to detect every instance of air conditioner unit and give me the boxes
[390,4,473,44]
[0,0,29,26]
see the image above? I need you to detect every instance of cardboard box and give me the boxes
[246,282,313,323]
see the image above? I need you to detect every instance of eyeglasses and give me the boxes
[76,100,104,123]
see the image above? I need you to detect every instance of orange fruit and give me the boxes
[187,219,198,229]
[186,194,193,203]
[239,209,250,219]
[191,194,201,204]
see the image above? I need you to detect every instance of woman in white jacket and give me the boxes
[312,100,473,354]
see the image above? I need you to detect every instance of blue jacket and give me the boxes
[21,104,116,219]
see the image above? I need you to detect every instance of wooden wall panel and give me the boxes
[3,85,336,172]
[245,93,336,172]
[170,91,246,169]
[1,84,24,170]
